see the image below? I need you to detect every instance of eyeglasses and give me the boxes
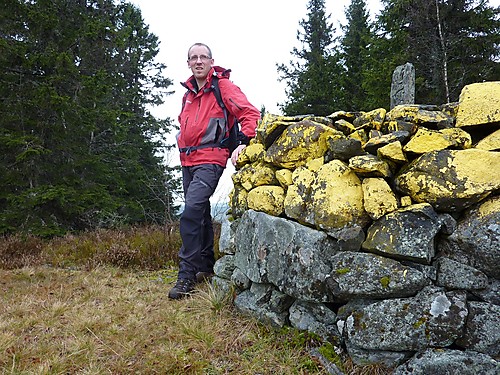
[188,54,212,63]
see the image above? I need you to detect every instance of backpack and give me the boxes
[179,75,242,155]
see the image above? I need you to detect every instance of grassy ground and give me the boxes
[0,226,391,374]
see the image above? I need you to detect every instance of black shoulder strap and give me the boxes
[211,76,228,116]
[211,76,221,104]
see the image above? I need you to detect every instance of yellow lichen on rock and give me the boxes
[395,149,500,211]
[403,127,472,154]
[247,185,285,217]
[377,141,407,164]
[284,167,316,225]
[386,105,451,127]
[349,129,369,145]
[310,160,369,230]
[456,81,500,128]
[475,128,500,151]
[400,196,413,207]
[477,195,500,218]
[235,162,277,191]
[265,120,343,169]
[305,157,325,172]
[236,143,265,168]
[362,178,399,220]
[354,108,387,131]
[453,149,500,190]
[276,169,293,189]
[349,155,393,178]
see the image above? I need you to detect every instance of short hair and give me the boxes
[187,43,212,59]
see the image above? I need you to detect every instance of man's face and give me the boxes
[187,45,213,81]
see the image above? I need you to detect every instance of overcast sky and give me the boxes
[128,0,498,203]
[130,0,382,119]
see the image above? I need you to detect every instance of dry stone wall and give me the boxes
[214,81,500,373]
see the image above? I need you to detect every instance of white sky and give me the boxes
[128,0,498,203]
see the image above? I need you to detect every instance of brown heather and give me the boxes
[0,225,391,374]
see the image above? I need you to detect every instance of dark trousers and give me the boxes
[178,164,224,280]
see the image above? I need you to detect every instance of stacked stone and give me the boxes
[215,82,500,373]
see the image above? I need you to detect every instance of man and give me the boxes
[168,43,260,299]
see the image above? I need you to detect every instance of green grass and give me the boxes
[0,225,392,374]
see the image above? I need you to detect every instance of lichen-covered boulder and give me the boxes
[228,184,248,218]
[255,112,308,148]
[438,195,500,278]
[395,149,500,212]
[234,210,339,302]
[476,128,500,151]
[362,178,399,220]
[344,287,468,352]
[218,217,236,255]
[232,162,278,191]
[455,81,500,128]
[377,140,407,164]
[247,185,285,217]
[289,301,340,342]
[290,160,370,232]
[353,108,387,130]
[235,142,265,167]
[265,119,344,169]
[363,130,410,154]
[386,104,454,129]
[455,301,500,356]
[213,254,236,280]
[362,203,445,264]
[234,283,294,328]
[325,136,365,162]
[275,168,293,188]
[393,348,500,375]
[348,154,393,178]
[435,257,488,291]
[283,166,316,225]
[403,127,471,154]
[327,251,429,299]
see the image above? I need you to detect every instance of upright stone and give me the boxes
[390,63,415,109]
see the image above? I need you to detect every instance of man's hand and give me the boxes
[231,144,246,166]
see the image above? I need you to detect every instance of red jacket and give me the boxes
[177,66,260,167]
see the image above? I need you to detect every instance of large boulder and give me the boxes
[264,119,343,169]
[285,160,370,232]
[344,287,468,352]
[393,348,499,375]
[455,301,500,356]
[326,251,429,299]
[362,203,445,264]
[234,210,339,302]
[455,81,500,128]
[438,195,500,279]
[395,149,500,212]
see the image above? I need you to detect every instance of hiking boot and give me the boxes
[196,271,215,283]
[168,278,195,300]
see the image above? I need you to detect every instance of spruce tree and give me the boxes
[277,0,344,116]
[340,0,374,111]
[0,0,180,236]
[368,0,500,106]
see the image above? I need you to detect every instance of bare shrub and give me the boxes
[0,234,44,269]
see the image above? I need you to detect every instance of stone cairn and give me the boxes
[214,81,500,374]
